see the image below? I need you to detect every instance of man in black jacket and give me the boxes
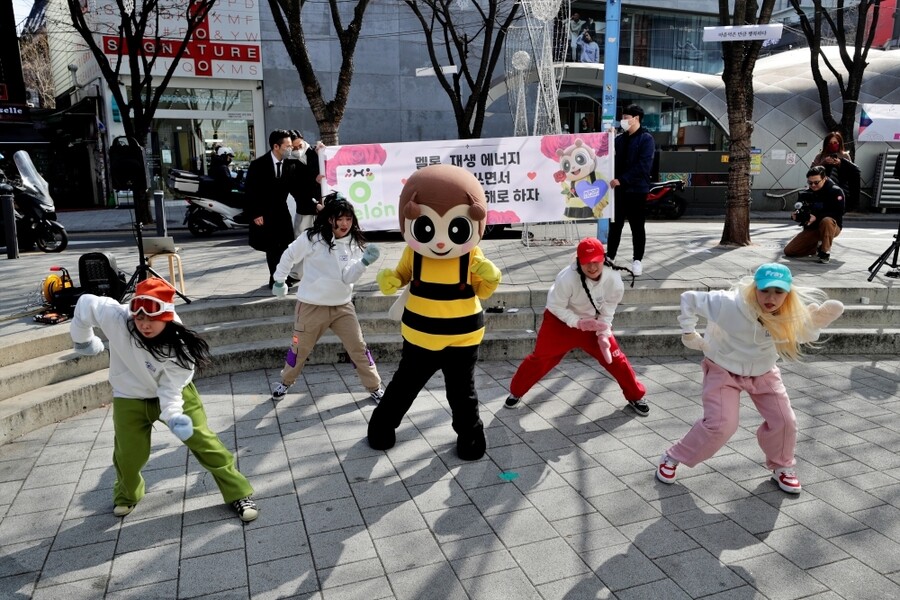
[785,166,845,264]
[245,129,297,288]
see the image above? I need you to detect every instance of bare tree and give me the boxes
[267,0,372,145]
[67,0,218,222]
[718,0,776,247]
[788,0,882,158]
[19,31,55,109]
[403,0,521,139]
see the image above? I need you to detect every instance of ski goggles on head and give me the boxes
[129,295,175,318]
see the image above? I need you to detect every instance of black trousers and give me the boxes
[607,190,646,261]
[265,243,289,286]
[373,341,482,435]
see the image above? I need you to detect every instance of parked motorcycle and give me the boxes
[645,179,686,219]
[167,169,249,237]
[0,151,68,252]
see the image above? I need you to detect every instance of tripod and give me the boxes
[867,219,900,282]
[120,189,191,304]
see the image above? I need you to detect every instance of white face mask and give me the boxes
[619,118,632,130]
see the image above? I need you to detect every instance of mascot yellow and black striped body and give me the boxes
[368,165,501,461]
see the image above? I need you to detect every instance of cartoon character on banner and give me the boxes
[368,164,502,461]
[542,134,613,220]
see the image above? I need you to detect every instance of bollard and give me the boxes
[1,184,18,259]
[153,190,167,237]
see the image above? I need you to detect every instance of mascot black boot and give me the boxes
[367,405,396,450]
[456,424,487,461]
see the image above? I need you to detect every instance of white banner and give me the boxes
[319,133,616,231]
[858,104,900,142]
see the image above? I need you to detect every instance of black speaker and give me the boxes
[109,136,150,192]
[79,251,127,301]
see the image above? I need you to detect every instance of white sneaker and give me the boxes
[656,453,678,484]
[272,382,291,400]
[368,387,384,404]
[632,260,643,276]
[772,467,802,494]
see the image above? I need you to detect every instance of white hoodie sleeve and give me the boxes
[341,243,368,285]
[274,235,313,282]
[679,290,727,333]
[546,270,581,328]
[157,360,193,423]
[71,294,125,343]
[597,270,624,328]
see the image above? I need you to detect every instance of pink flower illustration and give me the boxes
[540,133,610,160]
[487,210,521,225]
[324,144,388,185]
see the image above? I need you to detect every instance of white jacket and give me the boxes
[275,234,368,306]
[547,264,624,328]
[679,289,821,377]
[70,295,192,423]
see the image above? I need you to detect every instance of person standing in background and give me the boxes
[608,104,655,276]
[245,129,297,289]
[569,12,585,61]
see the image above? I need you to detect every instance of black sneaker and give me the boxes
[232,496,259,522]
[818,250,830,264]
[628,398,650,416]
[504,394,521,409]
[272,382,291,400]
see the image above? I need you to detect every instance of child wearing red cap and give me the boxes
[656,263,844,494]
[505,237,648,415]
[70,277,259,522]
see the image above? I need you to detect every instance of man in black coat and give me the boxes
[785,165,845,264]
[245,129,297,288]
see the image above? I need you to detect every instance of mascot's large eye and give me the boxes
[575,152,588,166]
[561,158,572,173]
[448,217,473,244]
[412,216,436,243]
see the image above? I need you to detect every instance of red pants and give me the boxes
[510,310,646,401]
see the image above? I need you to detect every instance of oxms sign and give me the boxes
[86,0,261,79]
[319,133,616,231]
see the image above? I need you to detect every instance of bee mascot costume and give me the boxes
[368,164,502,460]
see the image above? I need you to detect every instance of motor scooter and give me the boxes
[167,169,249,237]
[0,151,68,252]
[645,179,686,219]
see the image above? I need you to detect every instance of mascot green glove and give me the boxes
[367,164,501,460]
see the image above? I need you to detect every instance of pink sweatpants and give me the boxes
[510,310,645,401]
[666,358,796,470]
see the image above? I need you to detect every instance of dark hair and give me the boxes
[822,131,844,152]
[574,263,601,317]
[290,130,304,141]
[806,165,827,179]
[307,192,367,251]
[268,129,292,150]
[622,104,644,121]
[127,320,212,371]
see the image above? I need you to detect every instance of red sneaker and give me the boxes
[772,467,802,494]
[656,453,678,484]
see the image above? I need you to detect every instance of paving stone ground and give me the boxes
[1,208,899,598]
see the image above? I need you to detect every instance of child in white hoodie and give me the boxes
[71,278,258,521]
[271,193,383,402]
[656,263,844,494]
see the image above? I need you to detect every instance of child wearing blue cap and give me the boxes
[655,263,844,494]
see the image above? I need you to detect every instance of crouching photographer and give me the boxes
[784,166,845,264]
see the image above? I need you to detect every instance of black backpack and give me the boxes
[78,252,127,301]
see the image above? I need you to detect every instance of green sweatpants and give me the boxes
[112,382,253,507]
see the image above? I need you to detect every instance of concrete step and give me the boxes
[0,370,111,445]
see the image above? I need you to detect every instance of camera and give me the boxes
[793,201,812,227]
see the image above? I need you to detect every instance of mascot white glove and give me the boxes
[73,336,104,356]
[681,332,708,352]
[168,414,194,441]
[808,300,844,329]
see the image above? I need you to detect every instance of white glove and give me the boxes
[681,332,707,352]
[73,336,104,356]
[272,281,288,297]
[168,414,194,441]
[808,299,844,329]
